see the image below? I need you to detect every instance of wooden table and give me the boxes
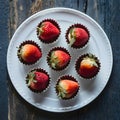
[2,0,120,119]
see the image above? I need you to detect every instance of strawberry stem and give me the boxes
[83,55,98,67]
[37,27,43,36]
[50,51,59,69]
[57,85,67,98]
[27,71,36,86]
[68,28,76,46]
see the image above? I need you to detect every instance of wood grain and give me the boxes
[8,0,120,120]
[0,1,9,120]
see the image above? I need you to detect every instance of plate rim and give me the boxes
[7,7,113,112]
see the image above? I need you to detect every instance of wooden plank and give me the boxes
[9,0,33,38]
[0,0,9,120]
[8,0,34,120]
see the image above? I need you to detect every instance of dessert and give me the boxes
[75,53,100,79]
[37,19,60,43]
[17,41,42,65]
[47,47,71,70]
[66,24,89,48]
[55,75,79,100]
[26,68,50,93]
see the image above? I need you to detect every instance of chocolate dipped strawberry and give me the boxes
[47,47,71,70]
[76,53,100,79]
[37,19,60,43]
[66,24,89,48]
[26,68,50,93]
[56,75,79,99]
[17,41,42,65]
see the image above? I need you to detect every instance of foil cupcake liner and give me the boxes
[26,68,50,93]
[65,23,90,49]
[55,75,80,100]
[17,40,42,65]
[75,53,101,80]
[47,47,71,71]
[36,18,61,44]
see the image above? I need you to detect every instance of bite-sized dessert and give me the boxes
[17,41,42,65]
[75,53,100,79]
[66,24,89,48]
[26,68,50,93]
[55,75,79,100]
[47,47,71,70]
[37,19,60,43]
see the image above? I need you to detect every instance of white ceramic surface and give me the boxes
[7,8,113,112]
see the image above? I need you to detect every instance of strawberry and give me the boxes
[18,44,42,63]
[27,71,49,92]
[49,50,70,69]
[79,56,99,78]
[37,21,60,41]
[68,27,88,47]
[56,79,79,99]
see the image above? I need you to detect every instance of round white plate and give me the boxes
[7,8,113,112]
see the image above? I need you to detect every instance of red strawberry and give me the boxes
[79,57,98,78]
[37,21,60,41]
[19,44,42,63]
[27,71,49,91]
[50,50,70,69]
[56,79,79,99]
[69,27,88,47]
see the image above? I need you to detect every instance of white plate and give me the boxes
[7,8,113,112]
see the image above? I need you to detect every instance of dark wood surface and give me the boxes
[0,1,9,120]
[4,0,120,120]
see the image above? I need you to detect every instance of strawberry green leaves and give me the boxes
[68,28,76,45]
[26,71,36,86]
